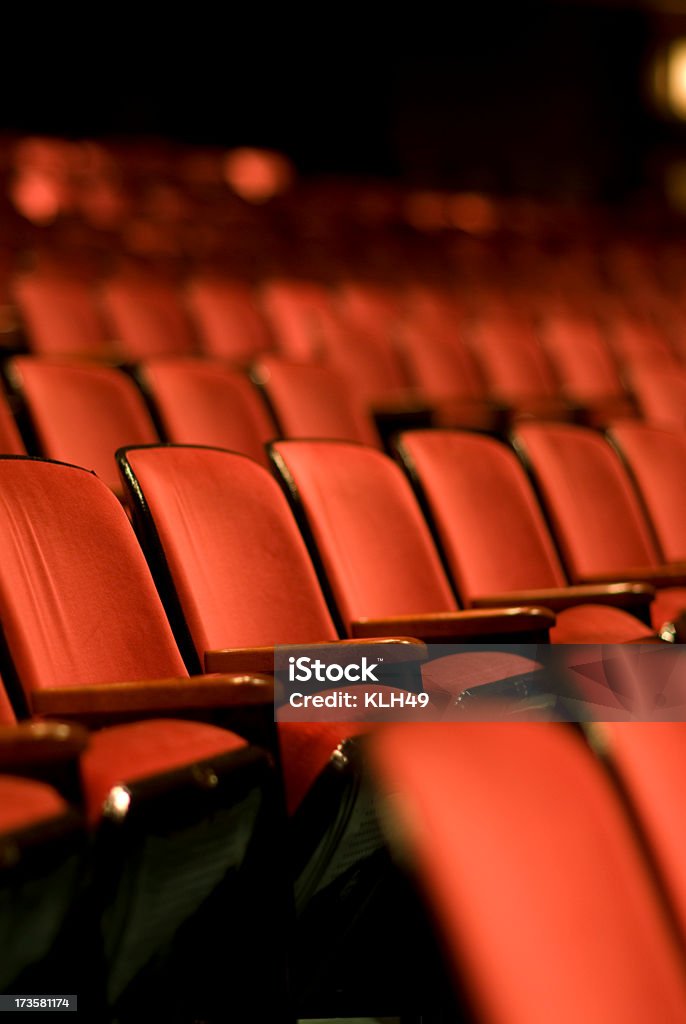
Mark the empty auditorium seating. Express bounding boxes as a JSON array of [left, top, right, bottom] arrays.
[[254, 355, 382, 446], [396, 320, 506, 432], [627, 364, 686, 431], [368, 721, 686, 1023], [101, 273, 198, 359], [117, 442, 554, 1011], [268, 440, 555, 663], [138, 356, 276, 466], [467, 311, 576, 420], [13, 272, 115, 359], [607, 421, 686, 564], [260, 277, 336, 362], [186, 274, 274, 362], [539, 314, 636, 424], [7, 357, 159, 494], [395, 429, 656, 643], [513, 422, 686, 637], [0, 454, 279, 1018]]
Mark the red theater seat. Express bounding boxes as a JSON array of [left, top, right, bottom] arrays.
[[254, 355, 382, 446], [628, 364, 686, 431], [0, 454, 277, 1018], [607, 422, 686, 565], [395, 429, 655, 643], [13, 272, 115, 359], [539, 314, 635, 425], [117, 442, 549, 1012], [101, 274, 198, 359], [368, 721, 686, 1024], [139, 356, 276, 467], [8, 357, 159, 494], [513, 422, 686, 637], [186, 275, 274, 362]]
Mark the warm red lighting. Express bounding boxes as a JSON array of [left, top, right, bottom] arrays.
[[448, 192, 498, 235], [404, 191, 448, 231], [223, 148, 294, 203], [9, 171, 62, 224]]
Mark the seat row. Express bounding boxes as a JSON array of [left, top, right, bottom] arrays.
[[0, 352, 684, 644], [3, 443, 686, 1019], [11, 270, 686, 433]]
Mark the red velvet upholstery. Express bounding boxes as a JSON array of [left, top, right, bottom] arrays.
[[0, 681, 16, 724], [140, 358, 276, 468], [186, 276, 273, 362], [369, 722, 686, 1024], [260, 278, 336, 362], [397, 322, 486, 403], [0, 776, 69, 833], [270, 440, 460, 629], [0, 458, 188, 692], [119, 445, 551, 808], [469, 313, 562, 406], [608, 422, 686, 563], [0, 392, 25, 456], [514, 423, 685, 631], [102, 275, 198, 359], [628, 366, 686, 431], [0, 457, 271, 835], [599, 721, 686, 943], [14, 273, 114, 358], [81, 718, 246, 825], [514, 423, 660, 580], [400, 430, 568, 597], [396, 323, 502, 431], [255, 356, 381, 447], [277, 721, 371, 815], [540, 315, 634, 419], [397, 430, 653, 643], [606, 313, 676, 369], [121, 445, 339, 651], [10, 357, 159, 494]]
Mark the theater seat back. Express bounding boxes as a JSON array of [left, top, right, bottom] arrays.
[[513, 422, 660, 580], [270, 439, 459, 631], [9, 358, 159, 494], [140, 357, 276, 468], [397, 430, 567, 600], [369, 721, 686, 1024], [255, 356, 381, 447], [608, 422, 686, 564], [119, 444, 339, 658], [0, 457, 187, 695]]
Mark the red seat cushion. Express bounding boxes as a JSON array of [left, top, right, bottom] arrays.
[[369, 722, 686, 1023], [0, 775, 68, 833], [80, 719, 247, 825]]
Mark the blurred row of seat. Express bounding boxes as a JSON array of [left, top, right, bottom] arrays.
[[4, 437, 686, 1019], [0, 352, 684, 640], [10, 270, 686, 434]]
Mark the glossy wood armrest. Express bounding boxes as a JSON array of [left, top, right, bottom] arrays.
[[0, 722, 89, 769], [205, 637, 426, 675], [471, 583, 655, 615], [580, 566, 686, 589], [30, 674, 274, 723], [350, 607, 555, 643]]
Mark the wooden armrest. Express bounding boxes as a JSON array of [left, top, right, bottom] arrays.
[[471, 583, 655, 618], [0, 722, 89, 770], [581, 567, 686, 589], [30, 674, 274, 724], [205, 637, 426, 675], [350, 607, 555, 643]]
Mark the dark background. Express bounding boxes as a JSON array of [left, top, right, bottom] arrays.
[[3, 1, 686, 203]]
